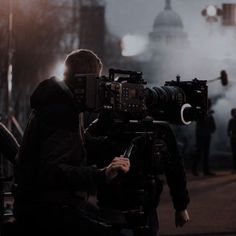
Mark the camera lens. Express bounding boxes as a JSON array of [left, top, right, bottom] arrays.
[[145, 86, 185, 108], [145, 86, 186, 122]]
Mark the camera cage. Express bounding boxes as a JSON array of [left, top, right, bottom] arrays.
[[97, 69, 208, 125]]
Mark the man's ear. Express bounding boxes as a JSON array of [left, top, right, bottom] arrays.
[[64, 68, 73, 84], [64, 67, 70, 78]]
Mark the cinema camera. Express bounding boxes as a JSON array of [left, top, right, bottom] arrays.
[[74, 69, 208, 124]]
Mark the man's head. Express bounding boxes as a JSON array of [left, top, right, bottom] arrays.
[[63, 49, 103, 111], [231, 108, 236, 118], [64, 49, 103, 83]]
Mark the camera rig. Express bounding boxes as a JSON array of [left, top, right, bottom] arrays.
[[86, 115, 186, 236], [74, 68, 208, 125], [81, 69, 207, 235]]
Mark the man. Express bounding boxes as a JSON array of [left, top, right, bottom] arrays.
[[14, 49, 130, 235], [192, 99, 216, 176], [86, 112, 190, 236], [227, 108, 236, 173]]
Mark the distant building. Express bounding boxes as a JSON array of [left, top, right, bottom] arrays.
[[79, 3, 105, 60], [149, 0, 188, 49], [86, 0, 190, 83], [144, 0, 189, 83]]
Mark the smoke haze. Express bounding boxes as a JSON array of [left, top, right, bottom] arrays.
[[106, 0, 236, 152]]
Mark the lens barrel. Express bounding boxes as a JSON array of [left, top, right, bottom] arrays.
[[145, 86, 187, 123]]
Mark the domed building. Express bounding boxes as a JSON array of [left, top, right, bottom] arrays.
[[149, 0, 188, 47], [105, 0, 190, 84], [143, 0, 189, 83]]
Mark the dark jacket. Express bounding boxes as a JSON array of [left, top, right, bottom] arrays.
[[196, 111, 216, 138], [227, 118, 236, 140], [14, 78, 106, 212], [86, 113, 190, 212]]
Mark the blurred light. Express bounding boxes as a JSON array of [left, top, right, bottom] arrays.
[[121, 34, 147, 57], [52, 62, 65, 81], [8, 64, 13, 94], [206, 5, 217, 17]]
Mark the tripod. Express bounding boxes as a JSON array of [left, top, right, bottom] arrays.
[[86, 115, 184, 236], [110, 120, 166, 236]]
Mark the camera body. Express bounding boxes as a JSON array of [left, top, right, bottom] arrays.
[[73, 68, 208, 124]]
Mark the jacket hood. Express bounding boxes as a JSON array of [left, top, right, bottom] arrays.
[[30, 77, 73, 110]]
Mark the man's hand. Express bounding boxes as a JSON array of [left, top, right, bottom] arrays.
[[105, 156, 130, 181], [175, 210, 190, 227]]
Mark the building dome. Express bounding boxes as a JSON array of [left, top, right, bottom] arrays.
[[153, 9, 183, 29], [153, 0, 183, 30], [149, 0, 187, 44]]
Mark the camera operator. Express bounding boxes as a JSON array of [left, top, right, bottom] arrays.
[[86, 111, 190, 236], [14, 49, 130, 235]]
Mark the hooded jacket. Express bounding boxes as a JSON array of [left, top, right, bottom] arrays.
[[14, 77, 106, 210]]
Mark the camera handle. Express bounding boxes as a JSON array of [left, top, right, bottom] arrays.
[[123, 143, 135, 159], [121, 137, 157, 236], [114, 143, 135, 181]]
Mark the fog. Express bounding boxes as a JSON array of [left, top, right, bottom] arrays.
[[105, 0, 236, 153]]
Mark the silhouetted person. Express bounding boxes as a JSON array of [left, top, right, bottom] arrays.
[[227, 108, 236, 173], [192, 99, 216, 176], [86, 112, 190, 236], [14, 49, 130, 235]]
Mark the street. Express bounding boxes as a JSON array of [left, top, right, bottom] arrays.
[[159, 171, 236, 236]]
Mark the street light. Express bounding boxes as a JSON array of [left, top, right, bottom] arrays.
[[202, 4, 222, 23], [5, 0, 23, 137], [206, 5, 217, 17], [7, 0, 13, 131]]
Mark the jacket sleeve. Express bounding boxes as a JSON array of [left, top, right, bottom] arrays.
[[210, 115, 216, 133], [159, 124, 190, 211], [38, 128, 106, 192], [85, 120, 113, 167]]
